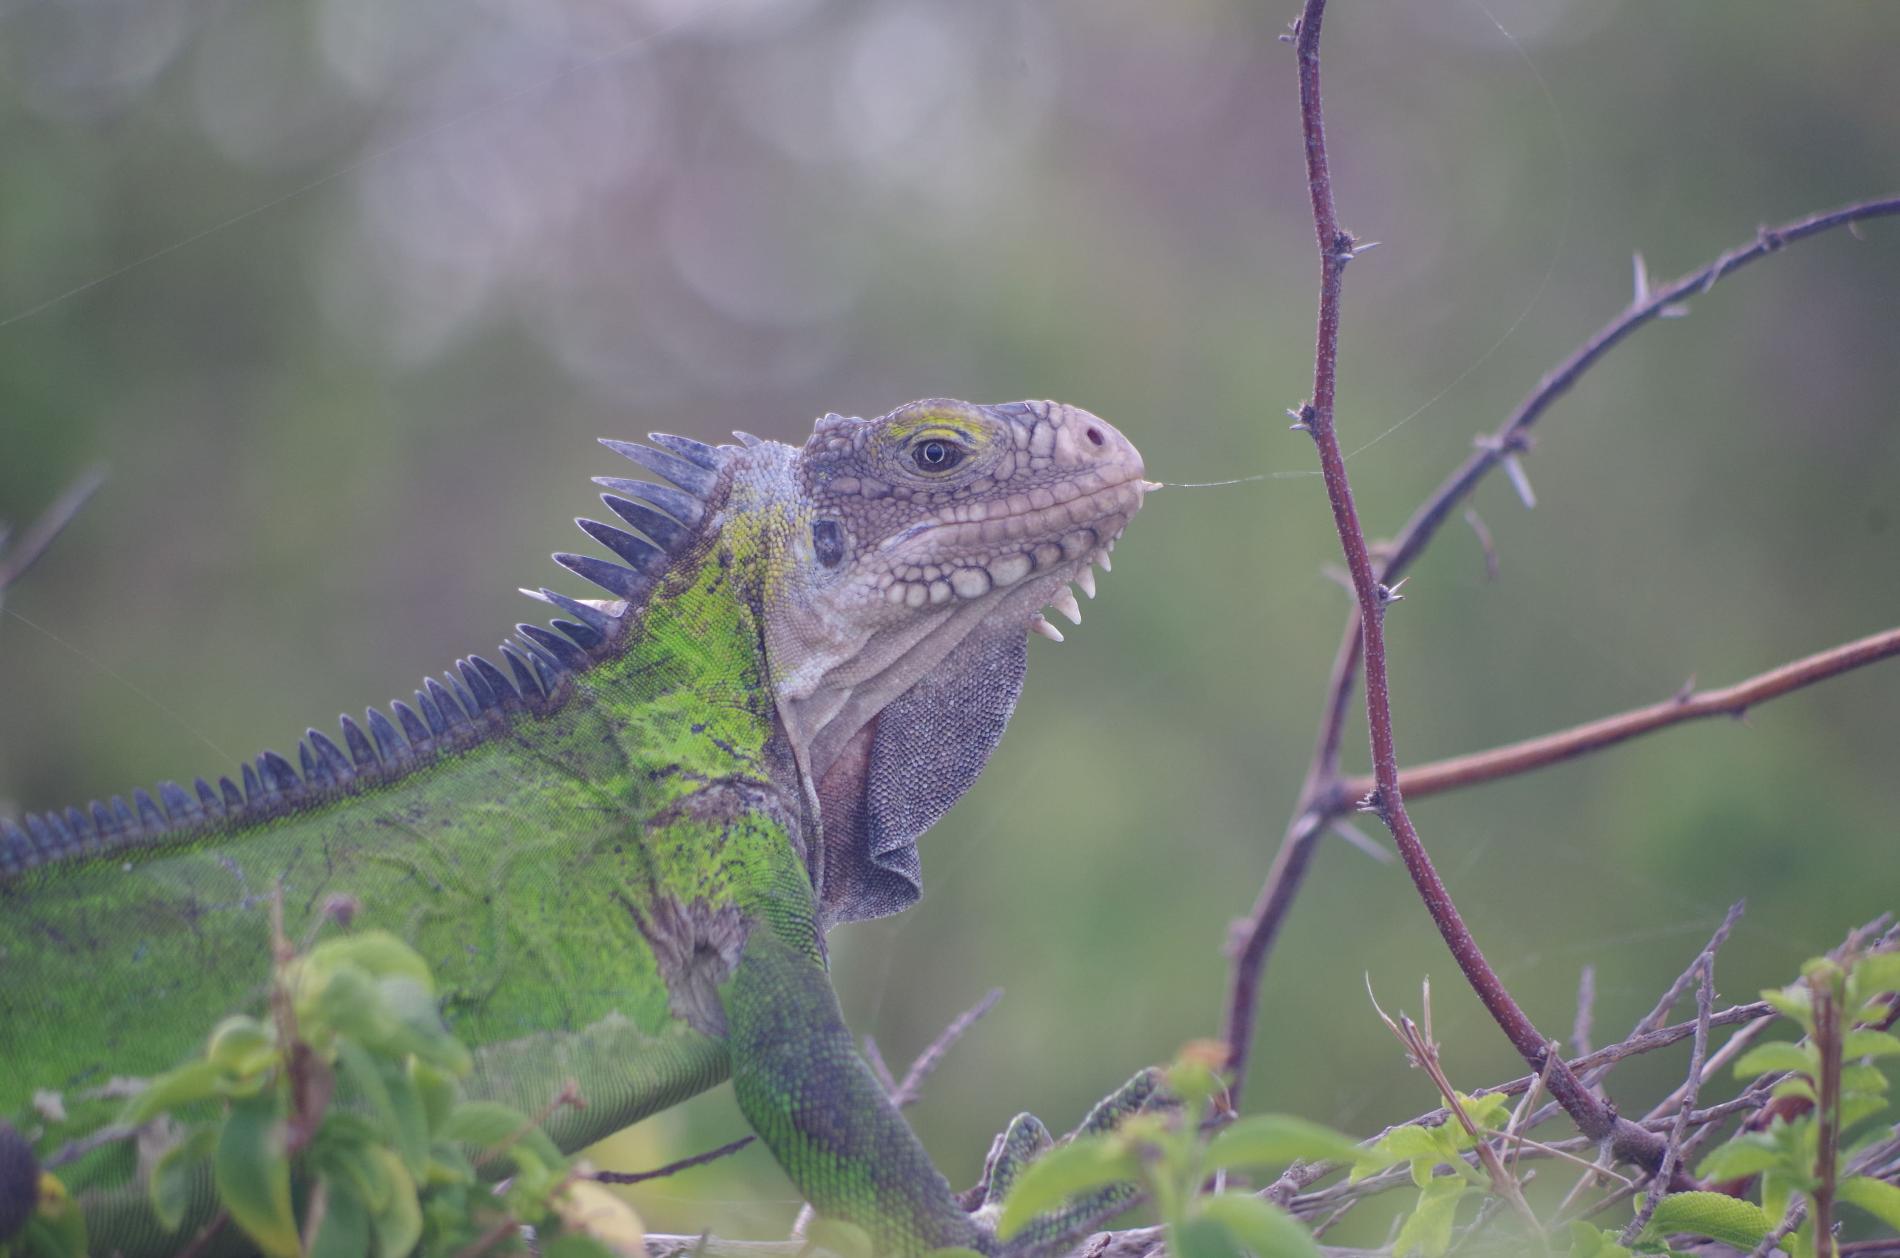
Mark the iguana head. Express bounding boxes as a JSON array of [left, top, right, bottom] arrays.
[[766, 398, 1146, 925], [576, 398, 1145, 927]]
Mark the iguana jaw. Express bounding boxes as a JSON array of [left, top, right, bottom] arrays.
[[763, 399, 1146, 828]]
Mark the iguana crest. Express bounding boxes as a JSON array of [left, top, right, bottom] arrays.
[[0, 399, 1146, 930]]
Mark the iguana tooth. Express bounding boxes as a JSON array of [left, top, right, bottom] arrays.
[[1050, 586, 1082, 625], [241, 763, 263, 804], [340, 715, 377, 769], [518, 622, 589, 671], [498, 644, 541, 702], [645, 431, 723, 471], [366, 708, 405, 762], [589, 478, 704, 530], [134, 789, 164, 832], [554, 552, 654, 603], [600, 494, 687, 552], [218, 777, 243, 811], [598, 437, 719, 497], [1029, 613, 1065, 643], [158, 781, 195, 824], [308, 729, 354, 783], [1094, 550, 1112, 573], [576, 519, 666, 577], [1075, 567, 1097, 600], [522, 587, 616, 641], [468, 654, 519, 711]]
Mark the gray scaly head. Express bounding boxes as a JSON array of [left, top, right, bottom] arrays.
[[746, 398, 1148, 926]]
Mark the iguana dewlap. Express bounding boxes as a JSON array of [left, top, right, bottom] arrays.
[[0, 399, 1147, 1256]]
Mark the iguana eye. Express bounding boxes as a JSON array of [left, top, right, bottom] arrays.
[[912, 438, 966, 473], [812, 519, 846, 567]]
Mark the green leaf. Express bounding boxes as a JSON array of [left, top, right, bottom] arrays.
[[1204, 1116, 1361, 1173], [148, 1127, 217, 1232], [306, 930, 435, 991], [1841, 1029, 1900, 1059], [921, 1249, 989, 1258], [411, 1059, 458, 1133], [441, 1100, 563, 1170], [1455, 1092, 1512, 1132], [804, 1218, 874, 1258], [307, 1174, 372, 1258], [1839, 1175, 1900, 1230], [1848, 952, 1900, 1003], [366, 1147, 422, 1258], [1695, 1135, 1785, 1181], [1170, 1216, 1246, 1258], [1198, 1192, 1323, 1258], [996, 1135, 1138, 1240], [1392, 1175, 1463, 1258], [206, 1016, 278, 1076], [1840, 1063, 1890, 1096], [1732, 1042, 1813, 1080], [214, 1089, 301, 1258], [123, 1059, 227, 1125], [1761, 985, 1812, 1026], [1564, 1220, 1632, 1258], [1641, 1192, 1773, 1248]]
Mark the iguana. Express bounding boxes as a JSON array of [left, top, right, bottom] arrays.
[[0, 399, 1151, 1257]]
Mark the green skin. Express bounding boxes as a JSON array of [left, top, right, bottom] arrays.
[[0, 400, 1150, 1257]]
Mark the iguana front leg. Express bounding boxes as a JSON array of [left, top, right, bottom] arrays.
[[724, 926, 983, 1255]]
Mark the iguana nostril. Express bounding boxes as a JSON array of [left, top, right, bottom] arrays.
[[1085, 426, 1105, 447]]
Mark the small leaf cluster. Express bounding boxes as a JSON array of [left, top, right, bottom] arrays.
[[1673, 950, 1900, 1258], [10, 929, 643, 1258], [1345, 1090, 1513, 1258], [995, 1043, 1355, 1258]]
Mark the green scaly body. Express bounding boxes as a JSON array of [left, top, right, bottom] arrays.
[[0, 400, 1150, 1256]]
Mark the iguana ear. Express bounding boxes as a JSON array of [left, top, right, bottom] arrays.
[[815, 622, 1028, 928]]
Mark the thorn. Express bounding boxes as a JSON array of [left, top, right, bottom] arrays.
[[1463, 508, 1500, 581], [1376, 578, 1407, 609], [1050, 586, 1082, 625], [1348, 238, 1381, 258], [1356, 786, 1384, 816], [1287, 403, 1316, 434], [1672, 676, 1696, 704], [1631, 251, 1652, 306], [1330, 819, 1394, 864], [1502, 454, 1536, 509], [1028, 614, 1064, 643]]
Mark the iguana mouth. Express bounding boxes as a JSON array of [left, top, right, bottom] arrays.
[[872, 469, 1147, 639]]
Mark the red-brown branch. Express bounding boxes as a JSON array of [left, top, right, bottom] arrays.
[[1265, 0, 1688, 1181], [1220, 154, 1900, 1099], [1339, 624, 1900, 805]]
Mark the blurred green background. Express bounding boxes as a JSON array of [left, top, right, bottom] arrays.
[[2, 0, 1897, 1243]]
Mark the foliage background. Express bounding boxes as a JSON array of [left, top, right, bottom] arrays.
[[2, 0, 1896, 1244]]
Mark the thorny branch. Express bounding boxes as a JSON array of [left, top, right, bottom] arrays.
[[1261, 0, 1690, 1184], [1338, 625, 1900, 806], [1220, 148, 1900, 1107]]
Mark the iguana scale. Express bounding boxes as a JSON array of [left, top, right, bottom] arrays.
[[0, 399, 1149, 1256]]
